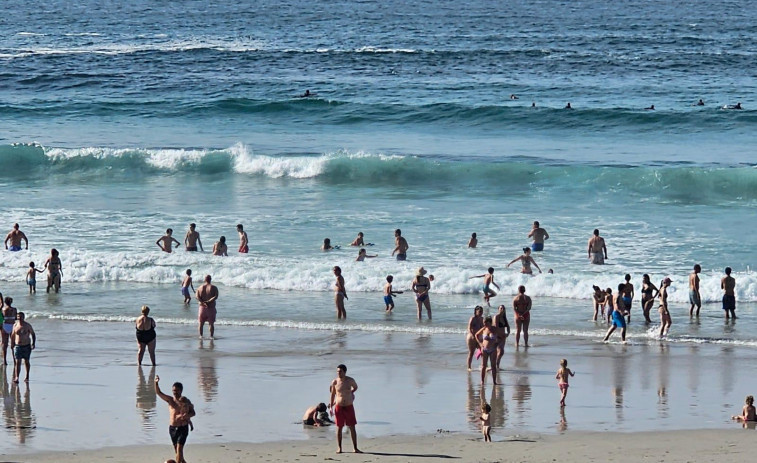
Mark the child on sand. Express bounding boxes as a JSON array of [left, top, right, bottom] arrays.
[[181, 269, 194, 304], [555, 358, 575, 407], [26, 262, 43, 294], [480, 402, 491, 442], [383, 275, 403, 312], [732, 395, 756, 422]]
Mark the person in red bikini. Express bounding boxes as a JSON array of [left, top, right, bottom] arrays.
[[329, 364, 361, 454], [513, 285, 532, 347]]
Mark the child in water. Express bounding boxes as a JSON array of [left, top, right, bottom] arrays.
[[26, 262, 43, 294], [355, 248, 377, 261], [383, 275, 403, 312], [555, 358, 575, 407], [181, 269, 194, 304], [732, 395, 756, 422], [480, 402, 491, 442]]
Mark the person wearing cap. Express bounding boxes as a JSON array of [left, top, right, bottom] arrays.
[[688, 264, 701, 317], [412, 267, 431, 320], [721, 267, 737, 320], [658, 277, 673, 337]]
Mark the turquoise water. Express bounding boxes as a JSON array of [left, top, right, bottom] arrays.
[[1, 0, 757, 450]]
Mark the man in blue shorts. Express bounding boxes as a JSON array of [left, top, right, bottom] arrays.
[[527, 221, 549, 251], [4, 223, 28, 252]]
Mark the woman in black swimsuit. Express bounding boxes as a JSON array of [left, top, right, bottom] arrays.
[[493, 305, 511, 370], [412, 267, 432, 320], [640, 274, 659, 323], [135, 305, 157, 366]]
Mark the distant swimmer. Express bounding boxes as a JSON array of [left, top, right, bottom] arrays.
[[299, 89, 317, 98], [721, 267, 736, 320], [333, 266, 347, 319], [355, 248, 377, 261], [237, 224, 248, 253], [723, 102, 743, 110], [509, 94, 519, 100], [689, 264, 701, 317], [587, 229, 607, 264], [322, 238, 339, 251], [391, 229, 409, 261], [350, 232, 364, 247], [4, 223, 28, 251], [645, 105, 655, 110], [467, 232, 477, 248], [696, 99, 705, 106], [157, 228, 180, 253], [506, 247, 542, 275], [184, 223, 203, 252], [531, 102, 536, 108], [564, 102, 572, 109], [212, 236, 228, 256], [469, 267, 500, 306], [527, 221, 549, 251]]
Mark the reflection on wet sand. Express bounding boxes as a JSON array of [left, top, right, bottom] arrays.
[[466, 376, 508, 434], [413, 335, 433, 388], [658, 343, 670, 419], [198, 339, 218, 403], [557, 406, 567, 433], [511, 349, 532, 425], [611, 345, 628, 423], [135, 366, 157, 430], [2, 367, 36, 444]]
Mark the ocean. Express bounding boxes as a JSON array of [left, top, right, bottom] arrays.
[[1, 0, 756, 453]]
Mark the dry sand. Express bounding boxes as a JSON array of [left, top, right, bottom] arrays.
[[7, 428, 757, 463]]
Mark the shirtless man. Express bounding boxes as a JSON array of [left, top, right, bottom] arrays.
[[157, 229, 180, 253], [527, 221, 549, 252], [689, 264, 702, 317], [4, 224, 28, 251], [721, 267, 736, 320], [333, 266, 347, 319], [196, 275, 219, 339], [237, 224, 248, 253], [184, 223, 203, 252], [329, 364, 360, 454], [155, 376, 196, 463], [391, 229, 409, 261], [587, 229, 607, 264], [513, 285, 532, 347], [10, 312, 35, 383]]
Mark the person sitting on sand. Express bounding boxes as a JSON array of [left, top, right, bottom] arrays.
[[732, 395, 756, 422], [303, 403, 330, 426], [355, 248, 377, 261], [506, 247, 542, 275]]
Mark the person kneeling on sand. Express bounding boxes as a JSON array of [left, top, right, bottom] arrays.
[[303, 403, 332, 426]]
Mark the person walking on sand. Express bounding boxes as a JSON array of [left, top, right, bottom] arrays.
[[329, 364, 361, 454], [412, 267, 432, 320], [237, 224, 248, 253], [588, 229, 607, 264], [513, 285, 532, 347], [689, 264, 701, 317], [469, 267, 500, 306], [391, 229, 409, 261], [10, 312, 35, 383], [640, 274, 659, 323], [507, 247, 542, 274], [466, 306, 485, 371], [527, 221, 549, 252], [494, 304, 511, 370], [658, 277, 672, 337], [196, 275, 218, 339], [155, 376, 195, 463], [157, 228, 180, 253], [603, 284, 628, 342], [136, 305, 157, 366], [555, 359, 575, 407], [4, 224, 28, 251], [476, 316, 501, 385], [2, 297, 17, 365], [333, 266, 347, 319], [721, 267, 737, 320], [184, 223, 203, 252], [480, 403, 492, 442], [43, 248, 63, 293]]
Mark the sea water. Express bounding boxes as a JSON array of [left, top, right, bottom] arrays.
[[1, 0, 757, 452]]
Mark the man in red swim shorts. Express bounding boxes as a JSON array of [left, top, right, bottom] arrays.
[[329, 364, 361, 454]]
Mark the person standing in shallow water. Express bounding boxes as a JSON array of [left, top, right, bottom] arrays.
[[412, 267, 432, 320], [640, 274, 659, 323], [4, 223, 28, 251], [689, 264, 701, 317], [466, 306, 484, 371], [196, 275, 218, 339], [587, 229, 607, 264], [184, 223, 203, 252], [157, 228, 180, 253], [333, 266, 347, 319], [391, 229, 409, 261], [527, 221, 549, 252], [603, 284, 628, 342], [721, 267, 736, 320], [44, 248, 63, 293], [513, 285, 532, 347], [135, 305, 157, 366]]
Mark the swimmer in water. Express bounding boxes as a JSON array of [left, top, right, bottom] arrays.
[[355, 248, 377, 261], [509, 94, 519, 100], [299, 89, 316, 98], [564, 102, 572, 109], [506, 247, 542, 275], [645, 104, 655, 110], [467, 233, 477, 248], [696, 99, 705, 106]]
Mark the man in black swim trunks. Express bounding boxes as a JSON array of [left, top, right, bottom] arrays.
[[391, 229, 409, 261], [156, 376, 195, 463]]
